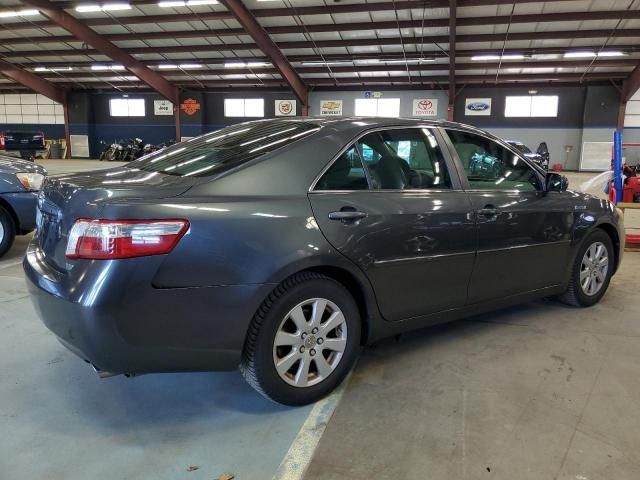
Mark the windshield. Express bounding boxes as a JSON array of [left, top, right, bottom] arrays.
[[132, 120, 322, 177]]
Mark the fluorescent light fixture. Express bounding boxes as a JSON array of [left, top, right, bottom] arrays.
[[34, 66, 73, 72], [471, 54, 525, 61], [75, 3, 131, 12], [158, 63, 202, 69], [0, 8, 40, 18], [563, 51, 596, 58], [75, 4, 102, 12], [91, 64, 126, 71], [102, 3, 132, 11], [597, 50, 626, 57], [383, 58, 435, 64], [158, 0, 217, 6], [300, 60, 351, 66], [224, 61, 269, 68]]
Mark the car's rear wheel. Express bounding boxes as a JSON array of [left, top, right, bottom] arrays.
[[559, 230, 613, 307], [0, 205, 16, 258], [241, 272, 361, 406]]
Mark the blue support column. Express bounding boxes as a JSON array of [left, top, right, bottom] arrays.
[[613, 130, 624, 204]]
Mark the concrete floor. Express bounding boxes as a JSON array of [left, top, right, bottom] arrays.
[[1, 160, 639, 480], [0, 160, 314, 480], [304, 254, 640, 480]]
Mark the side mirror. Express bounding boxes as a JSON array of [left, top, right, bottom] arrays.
[[545, 172, 569, 192]]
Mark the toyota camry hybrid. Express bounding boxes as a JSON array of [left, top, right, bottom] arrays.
[[25, 118, 624, 405]]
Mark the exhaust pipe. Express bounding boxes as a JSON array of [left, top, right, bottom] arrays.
[[91, 364, 119, 378]]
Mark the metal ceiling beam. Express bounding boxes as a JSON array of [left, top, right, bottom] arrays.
[[19, 0, 179, 105], [448, 0, 457, 121], [21, 71, 627, 89], [25, 58, 640, 78], [0, 58, 65, 104], [11, 9, 640, 33], [48, 0, 584, 11], [4, 27, 639, 52], [19, 72, 629, 87], [14, 48, 640, 66], [219, 0, 308, 109], [623, 65, 640, 102]]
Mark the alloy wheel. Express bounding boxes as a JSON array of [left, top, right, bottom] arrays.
[[272, 298, 348, 388], [580, 241, 609, 296], [0, 221, 4, 244]]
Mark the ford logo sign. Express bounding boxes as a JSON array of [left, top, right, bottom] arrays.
[[467, 102, 490, 111]]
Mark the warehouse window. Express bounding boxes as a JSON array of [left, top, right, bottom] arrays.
[[224, 98, 265, 117], [505, 95, 559, 118], [355, 98, 400, 117], [0, 94, 65, 124], [109, 98, 146, 117]]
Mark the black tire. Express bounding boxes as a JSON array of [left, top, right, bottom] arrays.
[[241, 272, 361, 406], [559, 229, 614, 307], [0, 205, 16, 258]]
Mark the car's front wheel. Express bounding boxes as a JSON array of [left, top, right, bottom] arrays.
[[241, 272, 361, 406], [0, 205, 16, 258], [559, 229, 614, 307]]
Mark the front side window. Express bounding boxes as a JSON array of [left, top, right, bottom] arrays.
[[446, 129, 539, 191], [358, 128, 451, 190], [315, 145, 369, 191]]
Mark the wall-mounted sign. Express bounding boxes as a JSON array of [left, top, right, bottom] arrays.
[[465, 98, 492, 116], [154, 99, 173, 116], [275, 99, 296, 116], [364, 91, 383, 99], [320, 100, 343, 116], [180, 98, 201, 116], [412, 98, 438, 117]]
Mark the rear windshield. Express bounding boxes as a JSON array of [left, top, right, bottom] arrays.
[[132, 120, 322, 177]]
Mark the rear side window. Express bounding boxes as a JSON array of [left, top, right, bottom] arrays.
[[358, 128, 451, 190], [315, 145, 369, 191], [134, 120, 321, 177]]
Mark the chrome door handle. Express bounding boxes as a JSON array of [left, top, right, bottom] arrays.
[[328, 211, 367, 221], [477, 206, 500, 217]]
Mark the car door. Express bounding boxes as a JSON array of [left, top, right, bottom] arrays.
[[442, 128, 574, 303], [308, 127, 477, 322]]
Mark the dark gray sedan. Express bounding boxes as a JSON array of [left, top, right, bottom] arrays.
[[0, 155, 47, 257], [24, 118, 623, 405]]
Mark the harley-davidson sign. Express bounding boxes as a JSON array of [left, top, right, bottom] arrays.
[[180, 98, 201, 116]]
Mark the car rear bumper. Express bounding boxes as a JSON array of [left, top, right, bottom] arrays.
[[1, 191, 38, 232], [24, 241, 275, 375]]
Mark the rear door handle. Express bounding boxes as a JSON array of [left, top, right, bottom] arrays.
[[328, 210, 367, 221], [477, 206, 500, 217]]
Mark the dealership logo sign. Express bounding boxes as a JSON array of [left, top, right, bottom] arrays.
[[180, 98, 201, 116], [465, 98, 492, 116], [154, 99, 173, 116], [412, 98, 438, 117], [275, 99, 296, 116], [319, 100, 343, 116]]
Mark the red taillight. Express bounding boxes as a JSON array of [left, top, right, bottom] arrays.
[[65, 219, 189, 260], [0, 132, 5, 150]]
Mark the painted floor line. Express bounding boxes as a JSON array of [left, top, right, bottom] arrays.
[[272, 370, 353, 480], [0, 259, 24, 271]]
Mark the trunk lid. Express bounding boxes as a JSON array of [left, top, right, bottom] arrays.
[[36, 166, 197, 270]]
